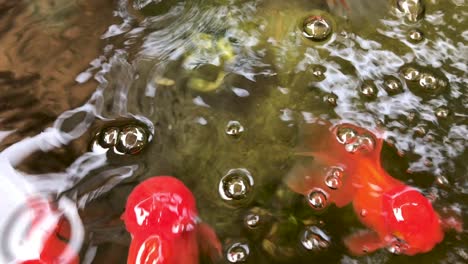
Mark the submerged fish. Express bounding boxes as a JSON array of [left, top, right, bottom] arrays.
[[287, 122, 462, 255], [327, 0, 390, 25], [122, 176, 222, 264], [20, 198, 79, 264]]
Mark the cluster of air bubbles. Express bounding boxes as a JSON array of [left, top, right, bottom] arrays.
[[383, 76, 403, 95], [91, 123, 149, 155], [345, 134, 375, 153], [307, 189, 328, 210], [226, 242, 250, 263], [225, 120, 245, 138], [359, 81, 378, 99], [302, 14, 332, 41], [300, 226, 331, 251], [219, 168, 254, 203], [387, 237, 409, 255], [335, 126, 375, 153], [324, 167, 344, 190], [323, 93, 338, 107], [396, 0, 425, 22], [399, 65, 448, 96]]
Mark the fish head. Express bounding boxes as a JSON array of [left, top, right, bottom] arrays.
[[122, 176, 199, 236], [382, 186, 444, 255]]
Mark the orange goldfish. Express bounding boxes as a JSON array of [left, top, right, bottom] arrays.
[[287, 121, 462, 255], [20, 198, 79, 264], [327, 0, 390, 25], [122, 176, 222, 264]]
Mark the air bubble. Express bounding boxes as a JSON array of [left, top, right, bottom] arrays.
[[419, 73, 438, 90], [414, 126, 427, 137], [323, 93, 338, 106], [344, 135, 375, 153], [307, 189, 328, 210], [324, 175, 342, 190], [302, 16, 332, 41], [324, 167, 344, 190], [408, 29, 424, 43], [244, 214, 260, 229], [360, 209, 368, 217], [225, 121, 245, 138], [300, 226, 331, 251], [115, 125, 148, 155], [383, 77, 403, 95], [435, 175, 449, 187], [90, 138, 107, 154], [400, 67, 420, 81], [357, 134, 375, 151], [435, 106, 450, 119], [243, 207, 271, 231], [100, 127, 120, 148], [359, 82, 378, 99], [328, 167, 344, 178], [336, 126, 357, 145], [312, 65, 326, 81], [387, 238, 409, 255], [396, 0, 425, 22], [226, 242, 250, 263], [219, 168, 254, 201]]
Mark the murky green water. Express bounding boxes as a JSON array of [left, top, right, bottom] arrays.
[[0, 0, 466, 263]]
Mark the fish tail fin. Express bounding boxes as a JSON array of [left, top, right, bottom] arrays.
[[287, 121, 384, 208], [344, 230, 385, 256], [286, 154, 356, 208], [327, 0, 390, 26], [197, 223, 222, 263]]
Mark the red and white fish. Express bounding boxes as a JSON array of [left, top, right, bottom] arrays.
[[122, 176, 222, 264], [19, 198, 79, 264], [287, 121, 462, 255]]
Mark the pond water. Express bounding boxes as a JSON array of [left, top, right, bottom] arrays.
[[0, 0, 466, 263]]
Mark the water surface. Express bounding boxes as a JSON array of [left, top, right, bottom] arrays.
[[0, 0, 466, 263]]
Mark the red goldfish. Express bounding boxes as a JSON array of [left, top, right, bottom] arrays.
[[287, 121, 462, 255], [20, 198, 79, 264], [122, 176, 222, 264]]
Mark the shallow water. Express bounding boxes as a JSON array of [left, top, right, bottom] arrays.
[[0, 0, 466, 263]]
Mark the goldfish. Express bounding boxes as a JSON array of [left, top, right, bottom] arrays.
[[19, 197, 79, 264], [326, 0, 390, 25], [122, 176, 222, 264], [286, 121, 462, 255]]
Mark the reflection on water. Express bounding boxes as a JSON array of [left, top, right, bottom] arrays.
[[0, 0, 466, 263]]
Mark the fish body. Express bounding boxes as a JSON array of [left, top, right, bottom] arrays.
[[287, 122, 459, 255], [122, 176, 221, 264], [20, 198, 79, 264]]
